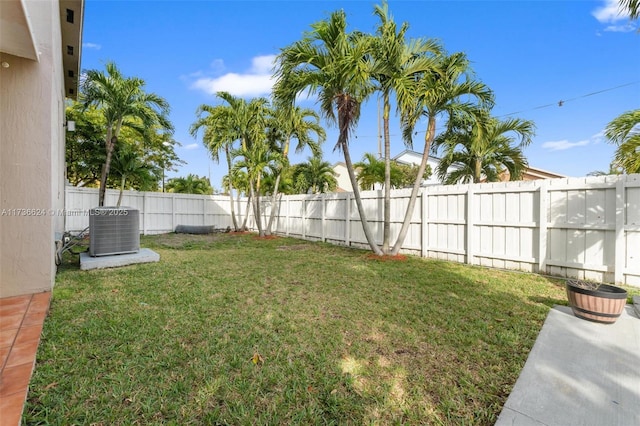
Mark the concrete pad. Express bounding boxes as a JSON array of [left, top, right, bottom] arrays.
[[80, 248, 160, 271], [496, 305, 640, 426]]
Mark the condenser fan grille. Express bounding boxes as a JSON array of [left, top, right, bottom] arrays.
[[89, 207, 140, 256]]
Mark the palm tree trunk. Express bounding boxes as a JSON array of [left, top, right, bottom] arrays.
[[474, 158, 482, 183], [98, 128, 114, 206], [251, 178, 264, 237], [265, 172, 282, 236], [241, 192, 251, 231], [391, 115, 436, 255], [341, 139, 383, 256], [382, 94, 391, 254], [225, 145, 239, 231], [117, 175, 125, 207]]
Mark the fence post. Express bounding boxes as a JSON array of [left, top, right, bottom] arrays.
[[345, 193, 351, 246], [321, 195, 326, 242], [466, 185, 475, 265], [614, 177, 625, 284], [143, 192, 148, 235], [421, 188, 428, 258], [302, 197, 306, 240], [171, 194, 176, 232], [538, 180, 548, 274], [286, 197, 290, 236]]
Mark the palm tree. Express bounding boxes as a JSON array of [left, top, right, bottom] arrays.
[[620, 0, 640, 19], [265, 105, 326, 235], [354, 152, 385, 190], [110, 146, 152, 207], [165, 174, 213, 195], [434, 109, 535, 184], [191, 92, 270, 231], [392, 52, 494, 254], [81, 62, 172, 206], [273, 9, 383, 255], [292, 156, 338, 194], [368, 1, 441, 253], [232, 142, 281, 237], [605, 109, 640, 174]]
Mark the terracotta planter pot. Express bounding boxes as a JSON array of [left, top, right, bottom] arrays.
[[566, 279, 628, 324]]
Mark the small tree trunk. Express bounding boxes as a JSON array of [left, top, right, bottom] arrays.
[[382, 95, 391, 254], [391, 115, 436, 255], [117, 175, 125, 207], [241, 192, 251, 231], [265, 172, 282, 235], [225, 145, 239, 231], [342, 139, 383, 256], [98, 130, 115, 206]]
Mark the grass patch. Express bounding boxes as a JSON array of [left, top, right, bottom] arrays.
[[26, 233, 574, 424]]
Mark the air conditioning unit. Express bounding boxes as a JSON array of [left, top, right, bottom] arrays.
[[89, 207, 140, 256]]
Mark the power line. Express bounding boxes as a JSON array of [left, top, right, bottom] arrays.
[[497, 81, 640, 118]]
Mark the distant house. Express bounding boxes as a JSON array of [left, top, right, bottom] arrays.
[[394, 150, 565, 184], [332, 150, 565, 192]]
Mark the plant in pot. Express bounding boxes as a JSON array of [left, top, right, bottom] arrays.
[[565, 279, 628, 324]]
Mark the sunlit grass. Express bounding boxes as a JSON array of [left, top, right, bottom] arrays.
[[25, 233, 580, 424]]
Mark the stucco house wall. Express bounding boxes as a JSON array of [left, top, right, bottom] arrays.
[[0, 0, 83, 297]]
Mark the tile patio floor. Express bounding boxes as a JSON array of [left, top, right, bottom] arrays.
[[0, 292, 50, 426]]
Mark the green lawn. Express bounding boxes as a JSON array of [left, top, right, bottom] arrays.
[[25, 233, 576, 425]]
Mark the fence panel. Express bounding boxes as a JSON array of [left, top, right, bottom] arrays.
[[64, 173, 640, 286]]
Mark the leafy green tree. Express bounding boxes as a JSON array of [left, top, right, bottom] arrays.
[[368, 0, 440, 253], [65, 101, 105, 186], [393, 52, 494, 254], [165, 174, 213, 195], [110, 145, 154, 206], [191, 92, 270, 231], [434, 109, 535, 184], [292, 156, 338, 194], [605, 109, 640, 174], [274, 9, 383, 255], [81, 62, 173, 205], [265, 105, 326, 235]]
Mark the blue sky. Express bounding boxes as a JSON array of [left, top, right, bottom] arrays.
[[80, 0, 640, 189]]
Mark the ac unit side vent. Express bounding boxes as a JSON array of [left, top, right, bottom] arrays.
[[89, 207, 140, 256]]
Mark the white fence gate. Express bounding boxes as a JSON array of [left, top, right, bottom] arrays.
[[65, 174, 640, 286]]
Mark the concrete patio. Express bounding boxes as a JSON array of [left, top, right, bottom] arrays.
[[496, 300, 640, 426]]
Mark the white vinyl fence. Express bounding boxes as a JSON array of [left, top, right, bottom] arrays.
[[65, 174, 640, 286]]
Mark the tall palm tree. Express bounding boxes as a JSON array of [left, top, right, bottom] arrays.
[[392, 52, 494, 254], [369, 1, 441, 253], [434, 109, 535, 184], [191, 92, 270, 231], [273, 9, 383, 255], [292, 156, 338, 194], [165, 174, 213, 195], [605, 109, 640, 174], [82, 62, 172, 206], [110, 146, 152, 207], [265, 105, 326, 235]]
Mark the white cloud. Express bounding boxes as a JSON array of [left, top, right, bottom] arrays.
[[184, 143, 199, 150], [604, 23, 637, 32], [592, 0, 630, 23], [542, 139, 590, 151], [82, 42, 101, 50], [189, 54, 276, 98]]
